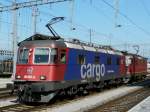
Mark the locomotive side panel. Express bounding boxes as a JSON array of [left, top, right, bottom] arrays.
[[64, 48, 122, 82], [133, 56, 147, 75], [104, 53, 120, 80]]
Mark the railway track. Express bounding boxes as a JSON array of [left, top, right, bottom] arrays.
[[0, 95, 82, 112], [0, 88, 9, 91], [1, 88, 149, 112], [0, 88, 15, 99], [87, 85, 150, 112], [0, 86, 111, 112], [0, 104, 35, 112], [0, 79, 150, 112]]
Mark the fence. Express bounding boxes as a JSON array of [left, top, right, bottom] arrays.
[[0, 50, 13, 75]]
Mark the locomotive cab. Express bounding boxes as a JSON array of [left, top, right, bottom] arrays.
[[14, 34, 67, 102], [16, 47, 59, 81], [15, 34, 67, 81]]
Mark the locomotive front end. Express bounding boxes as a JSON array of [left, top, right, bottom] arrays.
[[14, 34, 67, 102]]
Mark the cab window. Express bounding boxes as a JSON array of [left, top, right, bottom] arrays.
[[18, 48, 29, 64], [34, 48, 49, 64], [60, 50, 66, 64], [50, 48, 58, 63]]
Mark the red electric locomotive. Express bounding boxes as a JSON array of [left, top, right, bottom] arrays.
[[12, 17, 148, 103], [122, 52, 147, 81]]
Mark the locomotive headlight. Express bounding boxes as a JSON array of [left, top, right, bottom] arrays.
[[16, 75, 21, 79], [40, 75, 46, 80]]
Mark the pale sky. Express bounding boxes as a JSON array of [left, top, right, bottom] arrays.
[[0, 0, 150, 57]]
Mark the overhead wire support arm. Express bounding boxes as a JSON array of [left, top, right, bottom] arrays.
[[0, 0, 72, 12]]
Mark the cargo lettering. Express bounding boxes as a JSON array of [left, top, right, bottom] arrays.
[[81, 64, 105, 81]]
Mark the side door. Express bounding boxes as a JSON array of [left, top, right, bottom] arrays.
[[119, 55, 126, 75], [125, 55, 132, 75]]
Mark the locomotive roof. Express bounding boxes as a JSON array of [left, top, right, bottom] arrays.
[[19, 33, 123, 55], [64, 38, 123, 55], [18, 33, 61, 43], [121, 51, 147, 59], [18, 33, 66, 48]]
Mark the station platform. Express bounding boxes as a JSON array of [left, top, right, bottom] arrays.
[[0, 78, 12, 89], [128, 96, 150, 112]]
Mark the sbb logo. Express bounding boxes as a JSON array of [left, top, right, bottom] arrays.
[[81, 64, 105, 81]]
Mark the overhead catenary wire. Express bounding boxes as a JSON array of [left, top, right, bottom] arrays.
[[0, 19, 31, 29], [85, 0, 150, 48], [39, 10, 110, 40], [138, 0, 150, 18], [0, 1, 150, 48], [6, 0, 13, 3], [100, 0, 150, 37], [88, 2, 113, 24], [0, 0, 72, 12], [84, 0, 126, 44]]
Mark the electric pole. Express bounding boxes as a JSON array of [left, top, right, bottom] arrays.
[[32, 6, 38, 34], [89, 29, 92, 43], [109, 33, 112, 46], [69, 0, 74, 30], [0, 3, 2, 31], [12, 0, 17, 79], [114, 0, 121, 27]]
